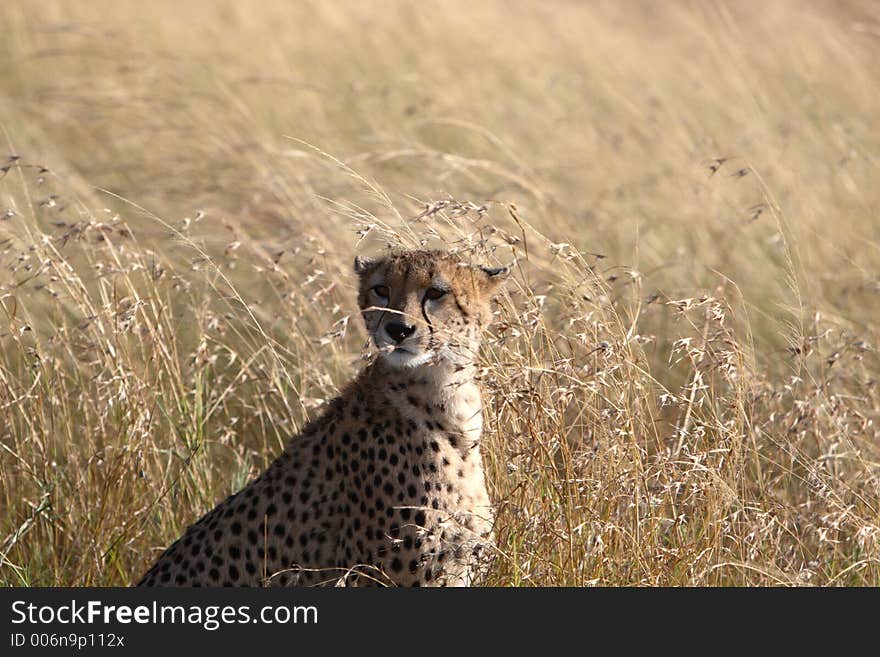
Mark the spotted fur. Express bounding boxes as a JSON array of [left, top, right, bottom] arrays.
[[138, 249, 507, 587]]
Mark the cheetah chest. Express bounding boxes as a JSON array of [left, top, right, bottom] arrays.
[[334, 384, 493, 586]]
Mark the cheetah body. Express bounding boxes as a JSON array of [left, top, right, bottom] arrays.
[[138, 250, 505, 587]]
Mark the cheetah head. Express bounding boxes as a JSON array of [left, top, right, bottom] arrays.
[[355, 249, 508, 369]]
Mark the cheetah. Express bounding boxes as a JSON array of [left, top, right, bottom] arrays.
[[138, 249, 508, 587]]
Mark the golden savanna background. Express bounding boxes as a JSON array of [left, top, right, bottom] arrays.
[[0, 1, 878, 586]]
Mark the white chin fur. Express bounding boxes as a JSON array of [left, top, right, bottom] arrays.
[[380, 348, 433, 369]]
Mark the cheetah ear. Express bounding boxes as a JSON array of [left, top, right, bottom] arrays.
[[354, 256, 376, 276]]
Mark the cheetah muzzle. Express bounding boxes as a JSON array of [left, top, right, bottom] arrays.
[[138, 249, 508, 587]]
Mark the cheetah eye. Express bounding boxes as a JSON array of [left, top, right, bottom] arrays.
[[425, 287, 447, 301], [371, 285, 389, 299]]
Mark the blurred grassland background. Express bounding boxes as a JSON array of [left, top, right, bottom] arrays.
[[0, 0, 878, 585]]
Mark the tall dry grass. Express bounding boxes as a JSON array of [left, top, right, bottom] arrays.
[[0, 0, 878, 586]]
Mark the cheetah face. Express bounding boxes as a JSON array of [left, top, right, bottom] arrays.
[[355, 250, 508, 369]]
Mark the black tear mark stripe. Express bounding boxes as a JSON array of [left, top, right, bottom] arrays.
[[420, 297, 434, 339], [452, 292, 469, 318]]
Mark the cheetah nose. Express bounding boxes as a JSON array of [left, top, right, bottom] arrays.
[[385, 321, 416, 343]]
